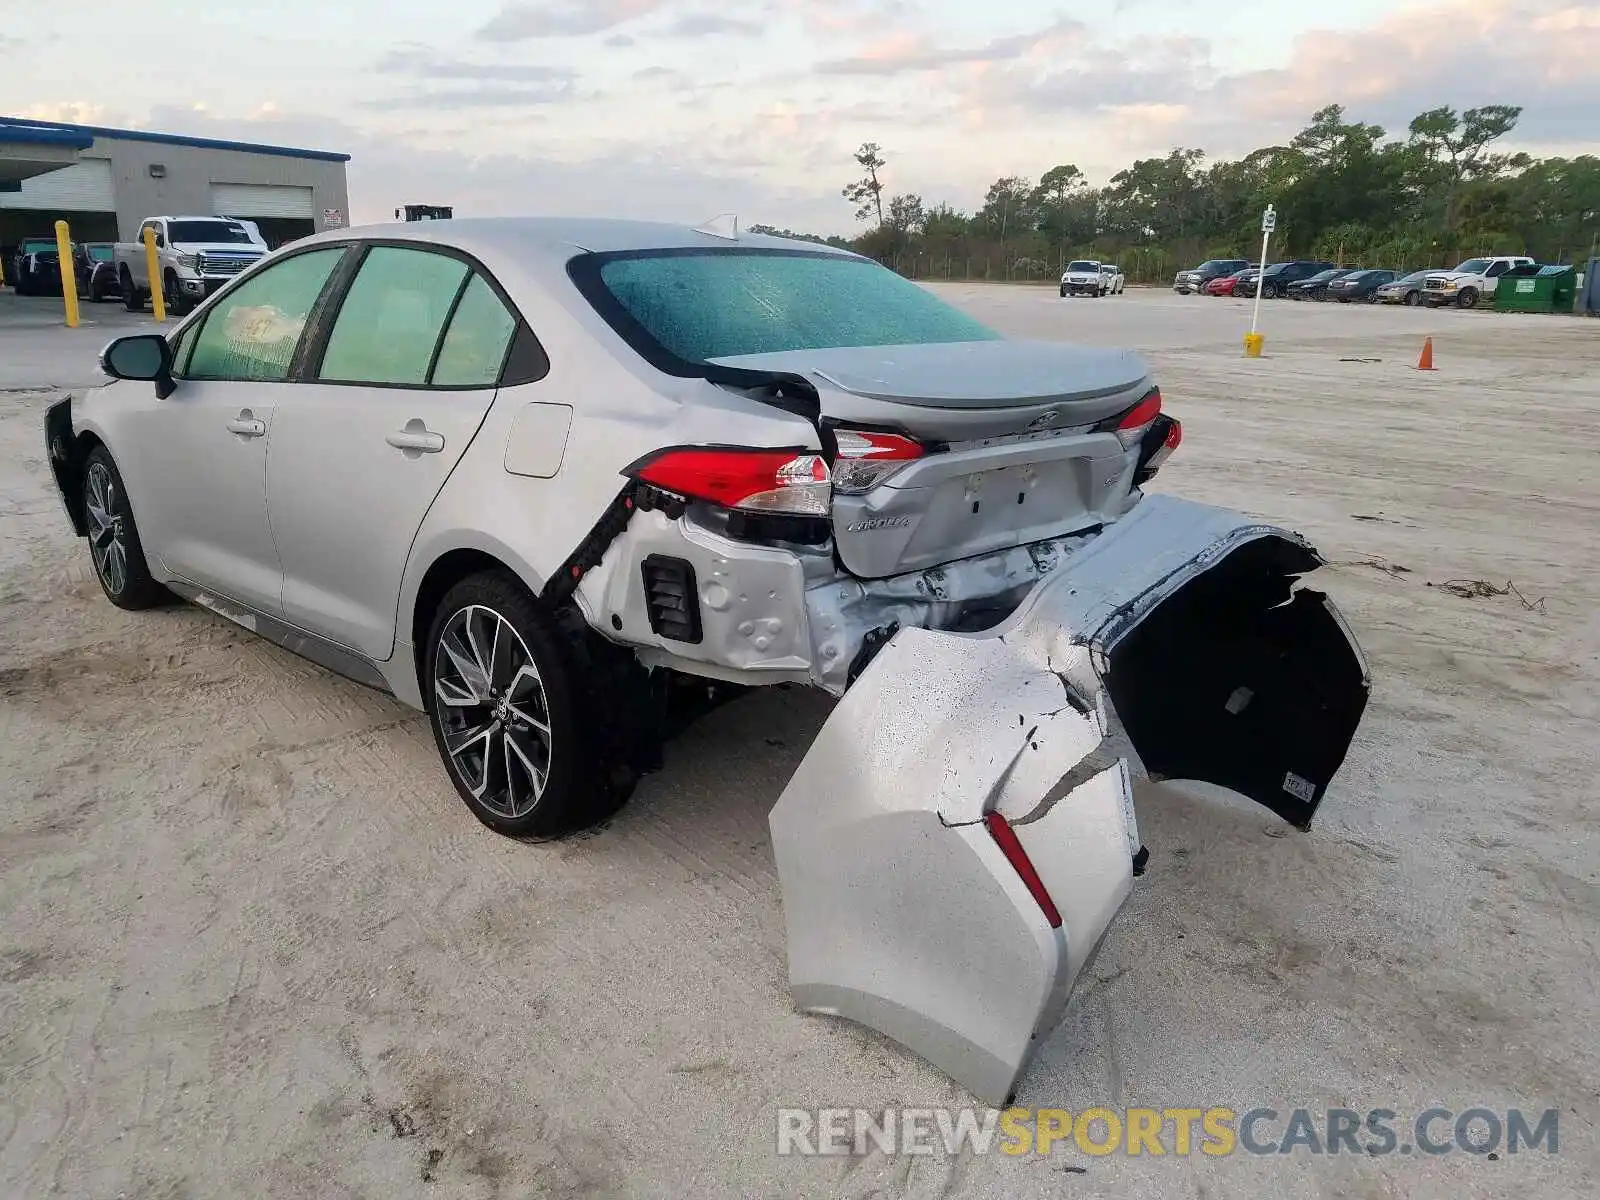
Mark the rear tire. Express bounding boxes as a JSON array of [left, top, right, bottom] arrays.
[[425, 571, 637, 839], [121, 269, 143, 311], [82, 446, 171, 611]]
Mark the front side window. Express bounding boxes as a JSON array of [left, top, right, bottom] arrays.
[[318, 246, 470, 385], [184, 247, 344, 381], [581, 250, 999, 368]]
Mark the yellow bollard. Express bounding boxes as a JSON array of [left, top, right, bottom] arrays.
[[1243, 331, 1264, 358], [143, 226, 166, 322], [55, 220, 80, 329]]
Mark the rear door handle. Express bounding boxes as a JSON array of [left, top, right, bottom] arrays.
[[226, 413, 266, 438], [386, 422, 445, 454]]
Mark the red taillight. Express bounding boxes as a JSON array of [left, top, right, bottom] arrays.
[[1146, 418, 1182, 471], [631, 446, 831, 516], [1113, 387, 1162, 449], [832, 429, 924, 494], [983, 811, 1062, 929]]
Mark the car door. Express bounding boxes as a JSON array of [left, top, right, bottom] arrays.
[[119, 245, 349, 614], [265, 243, 519, 660]]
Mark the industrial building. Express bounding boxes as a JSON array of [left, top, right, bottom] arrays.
[[0, 116, 350, 259]]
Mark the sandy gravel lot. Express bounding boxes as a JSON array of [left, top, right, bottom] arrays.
[[1, 286, 1596, 1199]]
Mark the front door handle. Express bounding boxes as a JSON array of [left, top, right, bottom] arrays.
[[226, 412, 266, 438], [386, 420, 445, 454]]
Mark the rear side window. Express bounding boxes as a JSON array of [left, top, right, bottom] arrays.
[[184, 247, 344, 381], [580, 250, 998, 369], [431, 275, 518, 387], [319, 246, 470, 385]]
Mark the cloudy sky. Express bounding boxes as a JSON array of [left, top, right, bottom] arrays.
[[1, 0, 1594, 233]]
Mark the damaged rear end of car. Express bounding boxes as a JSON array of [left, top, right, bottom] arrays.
[[560, 239, 1369, 1104]]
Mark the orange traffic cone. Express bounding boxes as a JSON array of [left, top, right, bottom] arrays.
[[1416, 336, 1436, 371]]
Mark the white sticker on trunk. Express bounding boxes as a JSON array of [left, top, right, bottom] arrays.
[[1282, 771, 1317, 804]]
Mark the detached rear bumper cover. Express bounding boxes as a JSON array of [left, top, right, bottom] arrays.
[[770, 494, 1369, 1105]]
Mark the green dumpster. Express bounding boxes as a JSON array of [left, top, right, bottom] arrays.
[[1495, 264, 1576, 313]]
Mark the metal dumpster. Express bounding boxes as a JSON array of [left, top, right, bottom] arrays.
[[1495, 264, 1577, 313]]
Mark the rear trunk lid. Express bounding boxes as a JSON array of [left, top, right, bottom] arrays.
[[709, 341, 1155, 578]]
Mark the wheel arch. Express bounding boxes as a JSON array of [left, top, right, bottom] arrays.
[[405, 542, 550, 709]]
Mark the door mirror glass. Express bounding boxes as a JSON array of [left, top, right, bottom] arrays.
[[100, 334, 171, 382]]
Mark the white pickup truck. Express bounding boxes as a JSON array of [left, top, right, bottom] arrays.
[[113, 215, 269, 315], [1060, 259, 1108, 297], [1422, 255, 1534, 308]]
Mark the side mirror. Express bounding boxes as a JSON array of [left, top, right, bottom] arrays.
[[100, 334, 176, 399]]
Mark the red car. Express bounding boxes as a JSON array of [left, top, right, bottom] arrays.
[[1205, 270, 1259, 297]]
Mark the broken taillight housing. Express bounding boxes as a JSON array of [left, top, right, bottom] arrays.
[[630, 446, 832, 516], [831, 429, 924, 494], [1106, 386, 1162, 449]]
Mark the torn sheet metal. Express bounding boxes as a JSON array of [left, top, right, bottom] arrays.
[[771, 493, 1370, 1104]]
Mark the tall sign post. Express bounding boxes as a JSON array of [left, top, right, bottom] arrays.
[[1245, 204, 1275, 357]]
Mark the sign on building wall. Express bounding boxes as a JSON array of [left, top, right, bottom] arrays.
[[324, 208, 344, 227]]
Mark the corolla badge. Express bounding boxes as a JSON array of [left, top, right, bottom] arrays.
[[846, 516, 912, 533], [1026, 409, 1060, 430]]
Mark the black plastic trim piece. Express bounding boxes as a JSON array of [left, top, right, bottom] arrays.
[[542, 486, 639, 606], [641, 555, 703, 644]]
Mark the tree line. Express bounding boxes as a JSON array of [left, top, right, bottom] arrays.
[[752, 105, 1600, 283]]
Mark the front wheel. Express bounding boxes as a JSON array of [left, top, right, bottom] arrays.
[[1456, 287, 1479, 309], [82, 446, 170, 610], [1405, 291, 1422, 307], [425, 572, 634, 839], [163, 272, 193, 316], [121, 271, 143, 311]]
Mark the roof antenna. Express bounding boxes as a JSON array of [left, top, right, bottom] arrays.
[[693, 213, 739, 241]]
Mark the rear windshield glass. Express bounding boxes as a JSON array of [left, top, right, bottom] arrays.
[[579, 250, 999, 367], [87, 245, 114, 261], [168, 220, 254, 244], [1067, 261, 1098, 271]]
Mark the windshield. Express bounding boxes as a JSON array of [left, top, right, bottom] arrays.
[[1304, 270, 1339, 282], [86, 244, 114, 262], [580, 250, 1000, 367], [1339, 270, 1374, 281], [1067, 261, 1098, 272], [1397, 270, 1433, 283], [1198, 260, 1236, 271], [1452, 258, 1489, 274], [167, 220, 255, 244]]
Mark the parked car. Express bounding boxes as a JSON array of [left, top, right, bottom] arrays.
[[1173, 258, 1250, 294], [1325, 269, 1398, 302], [47, 217, 1369, 1106], [76, 242, 115, 297], [1286, 267, 1361, 301], [1059, 259, 1106, 297], [1374, 269, 1436, 306], [13, 249, 64, 296], [1252, 260, 1337, 299], [1205, 268, 1256, 296], [86, 252, 123, 302], [7, 236, 57, 290], [10, 238, 64, 294], [1099, 262, 1125, 294], [1422, 255, 1535, 308], [114, 215, 270, 315]]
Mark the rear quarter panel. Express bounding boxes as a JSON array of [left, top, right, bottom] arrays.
[[395, 255, 819, 691]]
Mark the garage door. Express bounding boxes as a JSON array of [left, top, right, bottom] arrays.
[[0, 157, 115, 212], [211, 183, 315, 220]]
